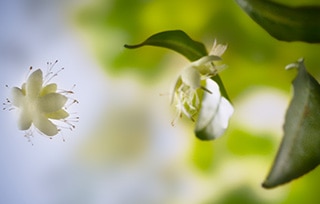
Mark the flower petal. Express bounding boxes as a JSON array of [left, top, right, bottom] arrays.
[[209, 39, 228, 57], [207, 97, 234, 137], [11, 87, 25, 107], [40, 83, 57, 96], [181, 66, 201, 89], [38, 93, 67, 113], [195, 79, 234, 140], [26, 69, 43, 98], [21, 83, 26, 94], [46, 109, 69, 119], [33, 114, 58, 136], [17, 108, 32, 130], [196, 79, 221, 129], [191, 55, 221, 67]]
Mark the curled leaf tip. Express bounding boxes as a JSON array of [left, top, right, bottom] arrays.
[[124, 44, 143, 49], [285, 58, 304, 70], [261, 182, 272, 189]]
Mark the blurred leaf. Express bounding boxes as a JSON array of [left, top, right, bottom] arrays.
[[227, 129, 274, 156], [207, 185, 269, 204], [235, 0, 320, 42], [191, 139, 215, 172], [263, 59, 320, 188], [125, 30, 207, 61]]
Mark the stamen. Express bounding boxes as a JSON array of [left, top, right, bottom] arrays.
[[58, 84, 76, 96], [201, 86, 212, 94], [42, 60, 66, 85], [44, 67, 65, 85], [2, 98, 14, 111], [57, 130, 66, 142], [24, 129, 35, 145], [58, 121, 76, 131], [45, 60, 58, 76], [64, 116, 80, 123], [64, 99, 79, 110], [24, 66, 33, 81]]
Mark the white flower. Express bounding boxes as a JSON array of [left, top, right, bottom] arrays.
[[170, 40, 233, 137], [8, 62, 78, 139], [195, 79, 234, 139]]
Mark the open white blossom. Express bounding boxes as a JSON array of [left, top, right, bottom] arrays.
[[7, 62, 78, 139], [170, 40, 233, 139]]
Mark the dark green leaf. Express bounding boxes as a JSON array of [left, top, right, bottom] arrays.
[[212, 75, 230, 101], [263, 59, 320, 188], [235, 0, 320, 43], [124, 30, 208, 61]]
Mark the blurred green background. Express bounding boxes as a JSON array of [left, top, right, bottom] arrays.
[[1, 0, 320, 203], [76, 0, 320, 203]]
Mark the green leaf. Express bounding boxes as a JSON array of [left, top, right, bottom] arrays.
[[235, 0, 320, 43], [124, 30, 208, 61], [262, 59, 320, 188]]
